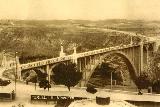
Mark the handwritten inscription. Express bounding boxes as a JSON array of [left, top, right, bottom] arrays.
[[31, 95, 87, 101]]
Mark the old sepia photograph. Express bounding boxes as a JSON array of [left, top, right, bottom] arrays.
[[0, 0, 160, 107]]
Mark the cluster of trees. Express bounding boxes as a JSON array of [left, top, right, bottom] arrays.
[[135, 72, 151, 91], [23, 69, 50, 90], [135, 72, 160, 94], [51, 62, 82, 91], [136, 52, 160, 93], [24, 62, 82, 91]]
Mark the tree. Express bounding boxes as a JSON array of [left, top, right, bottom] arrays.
[[135, 72, 151, 91], [152, 79, 160, 93], [52, 62, 82, 91], [39, 79, 51, 90], [23, 70, 38, 90], [31, 76, 38, 90]]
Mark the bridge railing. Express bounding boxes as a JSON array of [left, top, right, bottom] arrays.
[[77, 44, 139, 58], [19, 55, 74, 70], [20, 44, 139, 70], [6, 43, 142, 71]]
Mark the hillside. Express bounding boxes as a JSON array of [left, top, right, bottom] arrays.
[[0, 19, 158, 63]]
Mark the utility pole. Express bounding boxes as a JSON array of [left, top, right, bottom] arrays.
[[15, 52, 17, 92], [110, 71, 112, 90]]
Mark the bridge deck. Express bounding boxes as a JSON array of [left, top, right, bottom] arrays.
[[19, 44, 142, 70], [5, 27, 156, 71]]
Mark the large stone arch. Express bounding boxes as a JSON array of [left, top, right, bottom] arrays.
[[85, 51, 138, 86]]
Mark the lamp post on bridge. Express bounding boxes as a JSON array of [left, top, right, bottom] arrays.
[[72, 43, 78, 64], [59, 41, 65, 57], [59, 40, 65, 57]]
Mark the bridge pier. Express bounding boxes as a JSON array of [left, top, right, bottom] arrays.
[[146, 45, 149, 65], [132, 47, 135, 65], [143, 45, 149, 68], [46, 65, 51, 83], [140, 40, 144, 74], [78, 59, 82, 72]]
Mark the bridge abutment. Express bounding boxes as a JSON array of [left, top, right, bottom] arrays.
[[140, 41, 144, 74]]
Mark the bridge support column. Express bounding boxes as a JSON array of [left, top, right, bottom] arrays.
[[46, 65, 51, 83], [84, 57, 87, 82], [78, 58, 87, 87], [79, 79, 86, 87], [146, 45, 149, 65], [132, 47, 135, 64], [89, 56, 92, 68], [140, 40, 144, 74], [144, 45, 149, 66], [92, 55, 95, 65]]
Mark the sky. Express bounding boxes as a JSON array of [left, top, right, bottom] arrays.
[[0, 0, 160, 20]]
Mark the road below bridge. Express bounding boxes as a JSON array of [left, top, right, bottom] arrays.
[[1, 80, 160, 104]]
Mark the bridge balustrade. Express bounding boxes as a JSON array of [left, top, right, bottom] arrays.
[[94, 50, 100, 54], [5, 40, 155, 73], [20, 55, 74, 70], [114, 46, 120, 49], [99, 49, 103, 53], [104, 48, 109, 52], [109, 47, 115, 50], [128, 44, 133, 47]]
